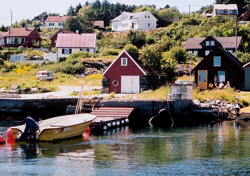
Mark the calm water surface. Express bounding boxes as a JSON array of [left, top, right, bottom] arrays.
[[1, 120, 250, 175]]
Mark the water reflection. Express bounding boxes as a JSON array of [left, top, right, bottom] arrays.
[[1, 121, 250, 175]]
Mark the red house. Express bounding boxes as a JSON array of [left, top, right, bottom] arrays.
[[1, 26, 41, 48], [50, 29, 75, 47], [103, 50, 147, 94]]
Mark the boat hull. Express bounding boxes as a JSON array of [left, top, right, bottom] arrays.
[[10, 113, 96, 141]]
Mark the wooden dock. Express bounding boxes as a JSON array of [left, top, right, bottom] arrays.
[[89, 107, 134, 130]]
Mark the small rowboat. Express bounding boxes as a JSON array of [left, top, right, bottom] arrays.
[[10, 114, 96, 141]]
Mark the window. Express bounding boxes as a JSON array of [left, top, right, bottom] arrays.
[[218, 71, 225, 82], [215, 9, 219, 15], [229, 16, 234, 20], [32, 39, 36, 44], [228, 50, 233, 54], [0, 39, 4, 44], [220, 10, 224, 14], [54, 40, 57, 44], [80, 48, 87, 52], [145, 15, 147, 18], [148, 23, 150, 27], [205, 50, 210, 56], [193, 51, 198, 56], [7, 37, 13, 44], [224, 9, 228, 15], [213, 56, 221, 67], [199, 71, 207, 82], [62, 48, 72, 54], [205, 41, 210, 46], [49, 23, 54, 26], [188, 51, 192, 54], [59, 23, 63, 26], [148, 16, 150, 18], [211, 41, 215, 46], [121, 58, 127, 66], [21, 38, 25, 44], [14, 38, 18, 44]]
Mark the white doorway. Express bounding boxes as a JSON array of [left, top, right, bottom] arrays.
[[121, 76, 140, 94]]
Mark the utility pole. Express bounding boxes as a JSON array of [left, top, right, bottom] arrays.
[[8, 9, 12, 60], [235, 17, 238, 59], [189, 5, 190, 18]]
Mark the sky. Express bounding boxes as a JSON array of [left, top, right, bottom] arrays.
[[0, 0, 216, 27]]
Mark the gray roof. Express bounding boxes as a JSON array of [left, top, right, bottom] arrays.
[[184, 36, 243, 50]]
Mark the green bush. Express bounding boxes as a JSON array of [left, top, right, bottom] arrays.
[[102, 49, 119, 56], [51, 62, 85, 74], [59, 57, 67, 62], [124, 44, 138, 53], [67, 51, 92, 60]]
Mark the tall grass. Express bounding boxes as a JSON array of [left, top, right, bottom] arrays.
[[193, 87, 250, 106]]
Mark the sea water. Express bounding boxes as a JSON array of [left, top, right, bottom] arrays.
[[1, 120, 250, 175]]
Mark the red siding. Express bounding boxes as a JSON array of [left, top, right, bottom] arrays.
[[104, 52, 145, 93]]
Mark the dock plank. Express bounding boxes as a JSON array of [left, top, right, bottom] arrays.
[[90, 107, 134, 129]]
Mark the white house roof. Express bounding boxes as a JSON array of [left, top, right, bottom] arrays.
[[214, 4, 238, 10], [110, 11, 158, 22], [56, 33, 96, 48]]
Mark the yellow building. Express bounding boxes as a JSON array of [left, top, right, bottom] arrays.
[[212, 4, 238, 21]]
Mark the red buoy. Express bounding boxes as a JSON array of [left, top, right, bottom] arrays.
[[6, 128, 14, 141], [0, 135, 5, 144], [86, 126, 90, 132]]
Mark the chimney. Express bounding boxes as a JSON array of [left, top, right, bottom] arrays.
[[76, 30, 79, 34], [25, 24, 28, 31]]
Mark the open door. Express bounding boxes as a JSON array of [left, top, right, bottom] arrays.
[[198, 70, 208, 90]]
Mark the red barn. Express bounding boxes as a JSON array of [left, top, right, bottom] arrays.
[[103, 50, 146, 94]]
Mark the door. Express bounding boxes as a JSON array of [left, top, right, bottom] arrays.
[[121, 76, 140, 94], [132, 23, 134, 29], [198, 70, 207, 90], [217, 71, 225, 83]]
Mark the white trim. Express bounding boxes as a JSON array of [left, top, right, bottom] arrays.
[[121, 58, 127, 66], [103, 50, 146, 76]]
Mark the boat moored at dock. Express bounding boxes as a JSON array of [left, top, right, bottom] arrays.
[[10, 114, 96, 141]]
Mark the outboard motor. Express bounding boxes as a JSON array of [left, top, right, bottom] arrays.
[[19, 116, 40, 141]]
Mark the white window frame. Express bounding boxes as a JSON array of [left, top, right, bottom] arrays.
[[193, 51, 198, 56], [205, 41, 210, 46], [81, 48, 87, 52], [64, 48, 70, 54], [213, 56, 221, 67], [121, 58, 127, 66], [211, 41, 215, 46], [205, 50, 210, 56]]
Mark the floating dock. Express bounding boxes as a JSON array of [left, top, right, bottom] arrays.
[[89, 107, 134, 130]]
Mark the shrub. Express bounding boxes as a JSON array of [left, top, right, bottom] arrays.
[[124, 44, 138, 53], [58, 57, 67, 62], [102, 49, 119, 56], [67, 51, 92, 60], [0, 58, 4, 66]]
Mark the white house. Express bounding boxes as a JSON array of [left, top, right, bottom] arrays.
[[41, 16, 69, 30], [56, 33, 97, 58], [110, 11, 158, 31], [212, 4, 238, 21]]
